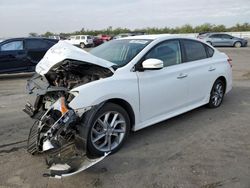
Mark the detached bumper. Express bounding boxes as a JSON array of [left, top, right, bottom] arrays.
[[45, 143, 109, 178]]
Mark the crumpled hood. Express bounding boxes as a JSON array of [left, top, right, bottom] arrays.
[[36, 41, 115, 75]]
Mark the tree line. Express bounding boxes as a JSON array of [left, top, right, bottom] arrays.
[[29, 23, 250, 37]]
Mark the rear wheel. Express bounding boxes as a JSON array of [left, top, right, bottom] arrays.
[[80, 43, 85, 48], [207, 79, 225, 108], [87, 103, 130, 156], [234, 41, 242, 48]]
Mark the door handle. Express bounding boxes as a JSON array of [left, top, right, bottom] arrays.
[[208, 67, 216, 71], [177, 73, 188, 79]]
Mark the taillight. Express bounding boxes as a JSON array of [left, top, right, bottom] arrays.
[[227, 58, 232, 68]]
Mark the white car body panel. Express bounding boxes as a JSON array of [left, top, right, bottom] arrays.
[[36, 35, 232, 132], [36, 41, 114, 75], [136, 64, 189, 122]]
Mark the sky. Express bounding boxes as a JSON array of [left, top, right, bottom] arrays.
[[0, 0, 250, 38]]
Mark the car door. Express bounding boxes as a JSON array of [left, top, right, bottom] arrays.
[[0, 40, 27, 73], [220, 34, 233, 46], [209, 34, 223, 46], [136, 40, 189, 122], [25, 39, 52, 70], [181, 39, 216, 105]]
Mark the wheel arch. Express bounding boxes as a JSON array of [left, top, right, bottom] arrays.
[[106, 98, 135, 130], [216, 76, 227, 93], [234, 41, 242, 46]]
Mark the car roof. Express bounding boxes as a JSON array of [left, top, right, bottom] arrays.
[[119, 34, 202, 41], [0, 37, 58, 43]]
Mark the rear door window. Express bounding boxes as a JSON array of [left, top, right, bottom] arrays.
[[209, 34, 221, 38], [25, 39, 49, 49], [76, 36, 80, 40], [182, 40, 207, 62], [0, 41, 24, 51]]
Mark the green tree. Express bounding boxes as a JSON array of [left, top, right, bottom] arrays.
[[29, 32, 39, 37], [42, 31, 54, 37]]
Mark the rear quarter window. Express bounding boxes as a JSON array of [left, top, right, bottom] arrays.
[[182, 40, 207, 62], [206, 45, 214, 57]]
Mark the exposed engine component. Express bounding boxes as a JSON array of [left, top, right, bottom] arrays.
[[46, 60, 113, 90], [24, 60, 113, 117]]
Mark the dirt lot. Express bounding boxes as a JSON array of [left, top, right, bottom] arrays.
[[0, 47, 250, 188]]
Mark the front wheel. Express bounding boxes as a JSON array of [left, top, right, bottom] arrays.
[[207, 79, 225, 108], [234, 41, 242, 48], [87, 103, 130, 156]]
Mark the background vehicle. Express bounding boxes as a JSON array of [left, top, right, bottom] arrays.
[[91, 36, 104, 46], [67, 35, 93, 48], [201, 33, 248, 47], [24, 35, 232, 176], [0, 37, 58, 74], [113, 32, 146, 40], [48, 35, 61, 40], [113, 33, 134, 39], [97, 34, 111, 42]]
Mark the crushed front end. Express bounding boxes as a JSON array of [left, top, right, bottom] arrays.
[[26, 95, 108, 178], [23, 56, 113, 178]]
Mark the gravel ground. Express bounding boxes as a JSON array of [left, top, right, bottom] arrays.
[[0, 47, 250, 188]]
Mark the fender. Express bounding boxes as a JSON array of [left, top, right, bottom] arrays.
[[77, 102, 106, 154]]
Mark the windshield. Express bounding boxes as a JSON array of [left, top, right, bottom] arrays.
[[90, 39, 152, 67]]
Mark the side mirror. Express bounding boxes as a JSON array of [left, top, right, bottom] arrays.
[[142, 58, 164, 70]]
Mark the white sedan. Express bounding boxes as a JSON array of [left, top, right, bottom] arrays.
[[25, 34, 232, 176]]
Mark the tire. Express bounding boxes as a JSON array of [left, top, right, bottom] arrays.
[[87, 103, 130, 156], [207, 79, 225, 108], [234, 41, 242, 48], [80, 43, 85, 48]]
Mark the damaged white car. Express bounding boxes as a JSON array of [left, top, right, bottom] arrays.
[[24, 35, 232, 178]]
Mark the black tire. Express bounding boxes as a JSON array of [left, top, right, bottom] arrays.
[[234, 41, 242, 48], [87, 103, 130, 156], [207, 79, 225, 108], [80, 43, 85, 48]]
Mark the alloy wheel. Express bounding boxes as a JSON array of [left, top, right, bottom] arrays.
[[90, 111, 126, 152], [211, 82, 224, 107]]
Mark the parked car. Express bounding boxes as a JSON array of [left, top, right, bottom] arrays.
[[113, 32, 145, 39], [113, 33, 134, 39], [67, 35, 93, 48], [25, 35, 232, 177], [201, 33, 248, 47], [0, 37, 58, 74], [92, 36, 103, 46], [97, 34, 111, 42], [48, 35, 61, 40]]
